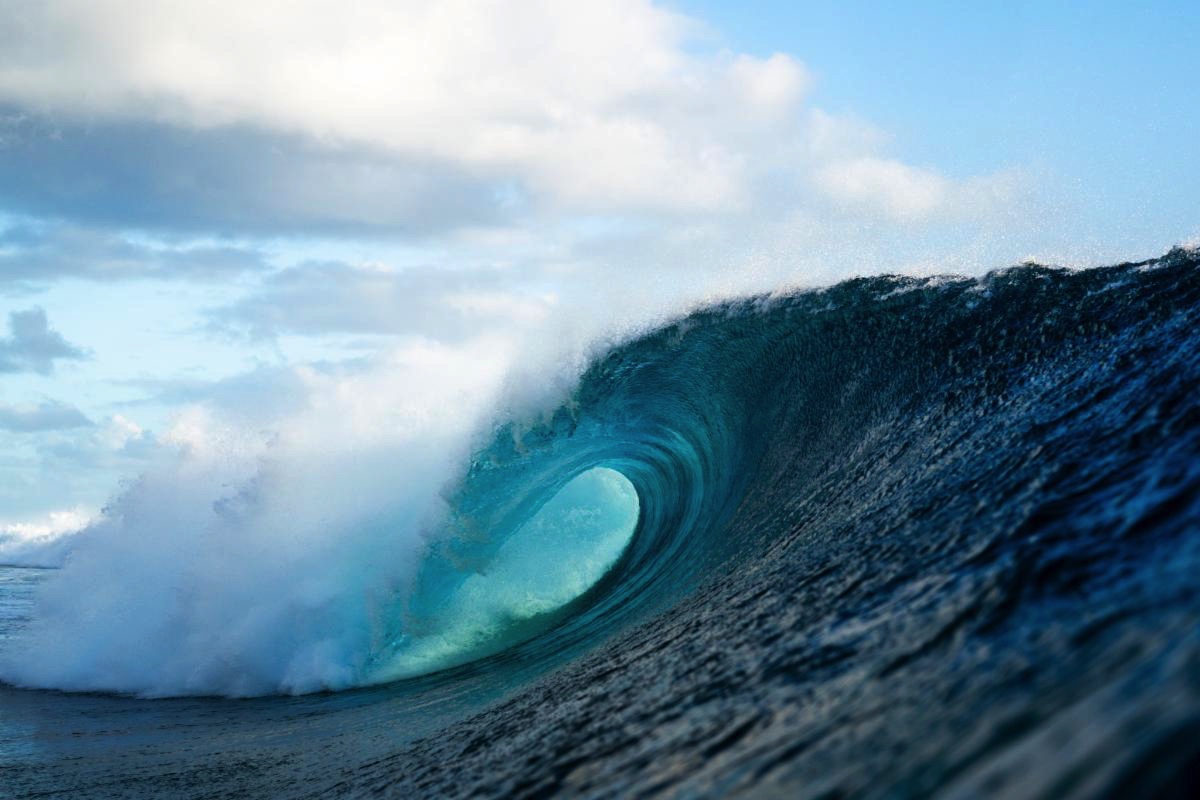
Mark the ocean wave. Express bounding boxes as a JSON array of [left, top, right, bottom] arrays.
[[2, 249, 1198, 720]]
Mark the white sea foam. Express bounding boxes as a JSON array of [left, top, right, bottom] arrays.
[[0, 337, 538, 696], [0, 510, 92, 568]]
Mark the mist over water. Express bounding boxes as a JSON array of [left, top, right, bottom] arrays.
[[0, 336, 527, 696], [0, 299, 662, 697]]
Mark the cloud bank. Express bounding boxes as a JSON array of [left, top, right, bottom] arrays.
[[0, 0, 1015, 241]]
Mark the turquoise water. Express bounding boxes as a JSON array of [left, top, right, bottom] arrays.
[[375, 466, 640, 680]]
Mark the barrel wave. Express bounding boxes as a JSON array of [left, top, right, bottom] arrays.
[[2, 248, 1199, 798], [368, 248, 1200, 797]]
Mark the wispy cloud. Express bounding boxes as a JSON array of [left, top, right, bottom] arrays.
[[0, 306, 85, 373], [0, 116, 514, 238], [0, 220, 270, 290], [0, 411, 166, 522], [207, 260, 556, 341], [0, 399, 91, 431]]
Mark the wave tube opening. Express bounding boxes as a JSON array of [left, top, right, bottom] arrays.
[[372, 466, 640, 682]]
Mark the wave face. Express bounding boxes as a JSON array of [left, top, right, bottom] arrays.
[[3, 249, 1200, 796], [353, 249, 1200, 796]]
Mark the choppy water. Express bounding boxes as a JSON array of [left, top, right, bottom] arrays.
[[3, 249, 1199, 798]]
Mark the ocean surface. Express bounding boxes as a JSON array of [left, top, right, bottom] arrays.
[[2, 249, 1199, 798]]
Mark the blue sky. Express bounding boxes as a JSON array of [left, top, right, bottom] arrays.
[[681, 0, 1200, 244], [0, 0, 1196, 540]]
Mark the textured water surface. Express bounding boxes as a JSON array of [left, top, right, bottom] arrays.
[[2, 250, 1199, 798]]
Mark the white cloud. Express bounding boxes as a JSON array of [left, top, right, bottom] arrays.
[[443, 290, 556, 325], [0, 1, 724, 211], [1, 507, 91, 539], [729, 53, 811, 114], [804, 109, 890, 160], [0, 0, 1004, 223], [816, 157, 1028, 222], [98, 413, 152, 452], [0, 408, 170, 526], [816, 157, 952, 220]]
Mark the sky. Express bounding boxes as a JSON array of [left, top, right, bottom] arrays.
[[0, 0, 1197, 541]]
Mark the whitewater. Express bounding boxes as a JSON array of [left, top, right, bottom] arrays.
[[1, 247, 1199, 798]]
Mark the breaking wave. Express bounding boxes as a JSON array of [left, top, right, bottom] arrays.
[[2, 245, 1199, 747]]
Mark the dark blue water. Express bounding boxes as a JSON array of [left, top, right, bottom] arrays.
[[3, 249, 1199, 798]]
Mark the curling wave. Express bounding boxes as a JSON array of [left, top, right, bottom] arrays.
[[3, 244, 1200, 771], [361, 247, 1200, 797]]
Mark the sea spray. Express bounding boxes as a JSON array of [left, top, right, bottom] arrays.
[[5, 248, 1199, 709], [0, 337, 525, 695]]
